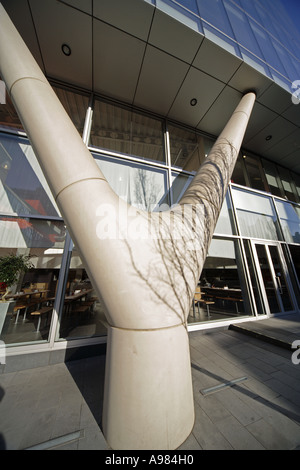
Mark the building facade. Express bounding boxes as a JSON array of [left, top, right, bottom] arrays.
[[0, 0, 300, 369]]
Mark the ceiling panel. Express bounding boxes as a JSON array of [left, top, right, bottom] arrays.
[[93, 20, 146, 102], [148, 8, 203, 64], [229, 62, 272, 97], [282, 102, 300, 127], [261, 128, 300, 161], [243, 102, 277, 143], [134, 45, 189, 115], [29, 0, 93, 89], [197, 85, 242, 135], [167, 67, 225, 127], [1, 0, 44, 70], [192, 37, 242, 84], [245, 116, 298, 157], [93, 0, 154, 41], [257, 82, 292, 115], [279, 150, 300, 169], [58, 0, 92, 14]]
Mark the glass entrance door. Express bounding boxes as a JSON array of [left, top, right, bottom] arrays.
[[252, 241, 296, 315]]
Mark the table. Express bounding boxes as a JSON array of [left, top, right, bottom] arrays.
[[201, 287, 243, 312]]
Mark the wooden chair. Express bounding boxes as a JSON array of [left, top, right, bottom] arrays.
[[193, 286, 214, 318], [30, 306, 53, 332]]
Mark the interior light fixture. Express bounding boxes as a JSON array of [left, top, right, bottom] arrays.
[[61, 44, 71, 56], [190, 98, 197, 106], [265, 135, 272, 141]]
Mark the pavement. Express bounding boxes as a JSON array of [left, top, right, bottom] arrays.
[[0, 313, 300, 451]]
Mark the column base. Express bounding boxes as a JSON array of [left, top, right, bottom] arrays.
[[102, 323, 194, 450]]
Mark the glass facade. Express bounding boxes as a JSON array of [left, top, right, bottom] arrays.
[[1, 79, 300, 349], [156, 0, 300, 89], [0, 0, 300, 355]]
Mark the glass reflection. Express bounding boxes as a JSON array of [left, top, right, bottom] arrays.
[[275, 200, 300, 244], [254, 243, 280, 313], [171, 172, 193, 204], [0, 216, 66, 344], [242, 155, 267, 192], [90, 100, 165, 164], [168, 123, 213, 171], [53, 86, 89, 135], [232, 188, 281, 240], [214, 191, 236, 235], [59, 247, 106, 340], [262, 160, 283, 198], [188, 238, 252, 323], [93, 153, 169, 211], [0, 92, 23, 130], [0, 134, 60, 217]]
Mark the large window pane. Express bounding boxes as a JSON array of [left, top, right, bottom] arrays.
[[171, 172, 193, 204], [196, 0, 240, 55], [0, 88, 23, 131], [232, 188, 281, 240], [0, 134, 60, 217], [292, 173, 300, 200], [286, 244, 300, 309], [90, 100, 165, 164], [262, 160, 283, 198], [231, 154, 247, 186], [243, 240, 265, 315], [243, 154, 267, 192], [224, 1, 263, 59], [273, 42, 299, 84], [214, 191, 236, 235], [197, 0, 234, 38], [249, 21, 287, 78], [93, 153, 169, 211], [279, 167, 298, 203], [172, 174, 235, 235], [0, 216, 66, 345], [168, 124, 213, 171], [53, 85, 89, 135], [188, 237, 253, 323], [58, 247, 106, 341], [275, 200, 300, 244]]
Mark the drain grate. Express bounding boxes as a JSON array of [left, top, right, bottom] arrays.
[[200, 376, 247, 396], [25, 429, 84, 450]]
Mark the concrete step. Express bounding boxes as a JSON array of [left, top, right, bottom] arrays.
[[229, 322, 298, 351]]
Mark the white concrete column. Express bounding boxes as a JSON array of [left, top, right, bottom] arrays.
[[0, 3, 255, 450]]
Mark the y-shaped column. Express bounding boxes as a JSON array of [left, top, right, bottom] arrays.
[[0, 3, 255, 449]]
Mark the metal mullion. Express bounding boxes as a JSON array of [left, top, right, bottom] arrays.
[[82, 93, 94, 145], [49, 232, 73, 346], [164, 124, 173, 207]]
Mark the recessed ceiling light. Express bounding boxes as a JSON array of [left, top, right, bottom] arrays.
[[265, 135, 272, 141], [61, 44, 71, 56], [190, 98, 197, 106]]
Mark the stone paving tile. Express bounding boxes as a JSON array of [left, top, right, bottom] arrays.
[[190, 401, 233, 450], [246, 418, 292, 450], [1, 321, 300, 450], [214, 415, 265, 450]]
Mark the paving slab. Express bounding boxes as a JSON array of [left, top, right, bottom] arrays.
[[0, 315, 300, 450]]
